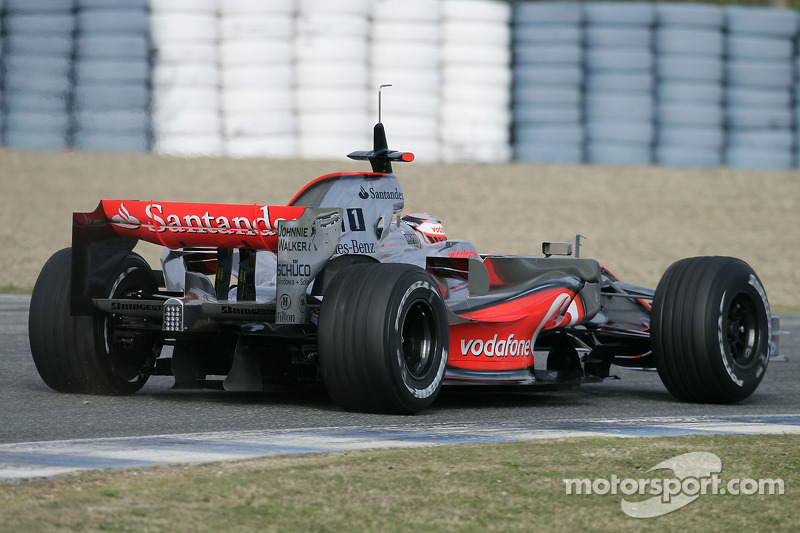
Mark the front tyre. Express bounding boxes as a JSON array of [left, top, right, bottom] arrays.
[[651, 256, 771, 403], [318, 263, 448, 414], [29, 248, 161, 395]]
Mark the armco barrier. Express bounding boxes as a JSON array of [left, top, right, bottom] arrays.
[[0, 0, 798, 170]]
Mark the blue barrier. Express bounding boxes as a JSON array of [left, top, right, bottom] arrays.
[[0, 1, 798, 170]]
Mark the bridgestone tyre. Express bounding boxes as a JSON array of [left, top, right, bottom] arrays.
[[318, 263, 448, 414], [29, 248, 161, 395], [651, 257, 771, 403]]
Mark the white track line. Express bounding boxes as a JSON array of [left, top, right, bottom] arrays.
[[2, 414, 799, 483]]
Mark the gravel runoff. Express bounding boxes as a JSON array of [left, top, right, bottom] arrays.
[[1, 148, 797, 309]]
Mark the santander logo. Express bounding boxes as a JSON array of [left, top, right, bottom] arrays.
[[111, 203, 140, 230], [107, 201, 279, 237]]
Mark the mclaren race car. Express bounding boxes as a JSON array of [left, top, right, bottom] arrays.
[[29, 118, 778, 414]]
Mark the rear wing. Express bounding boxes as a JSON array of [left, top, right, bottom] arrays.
[[96, 200, 305, 251], [71, 201, 341, 321]]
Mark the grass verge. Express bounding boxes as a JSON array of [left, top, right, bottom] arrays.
[[0, 284, 32, 295], [1, 434, 797, 532]]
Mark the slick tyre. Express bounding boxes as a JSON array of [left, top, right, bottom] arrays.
[[318, 263, 448, 414], [28, 248, 161, 395], [651, 256, 771, 403]]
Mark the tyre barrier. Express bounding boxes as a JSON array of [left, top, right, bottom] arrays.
[[219, 0, 297, 159], [510, 1, 800, 170], [150, 5, 220, 157], [654, 145, 722, 168], [655, 3, 724, 27], [722, 5, 797, 170], [370, 0, 442, 162], [1, 1, 799, 170], [1, 5, 75, 151], [295, 2, 371, 160], [657, 81, 723, 104], [651, 3, 724, 168], [582, 3, 654, 166], [658, 125, 724, 149], [512, 1, 583, 164], [73, 2, 151, 153], [441, 0, 511, 163]]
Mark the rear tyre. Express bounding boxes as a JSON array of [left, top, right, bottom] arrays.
[[29, 248, 161, 395], [651, 256, 771, 403], [318, 263, 448, 414]]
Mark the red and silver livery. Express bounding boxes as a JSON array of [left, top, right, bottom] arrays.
[[29, 114, 779, 415]]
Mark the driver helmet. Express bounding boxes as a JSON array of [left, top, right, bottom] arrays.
[[401, 213, 446, 246]]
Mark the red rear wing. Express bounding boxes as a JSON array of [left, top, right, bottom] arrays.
[[70, 201, 306, 315], [100, 200, 306, 252]]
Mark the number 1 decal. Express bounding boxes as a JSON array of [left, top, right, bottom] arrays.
[[347, 208, 366, 232]]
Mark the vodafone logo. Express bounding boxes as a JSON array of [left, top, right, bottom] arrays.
[[460, 334, 532, 358], [447, 249, 478, 258]]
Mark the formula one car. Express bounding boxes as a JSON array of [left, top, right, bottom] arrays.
[[28, 116, 777, 414]]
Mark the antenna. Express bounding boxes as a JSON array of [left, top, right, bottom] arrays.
[[378, 84, 392, 123], [347, 83, 414, 173]]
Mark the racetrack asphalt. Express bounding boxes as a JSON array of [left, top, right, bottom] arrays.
[[1, 295, 798, 481]]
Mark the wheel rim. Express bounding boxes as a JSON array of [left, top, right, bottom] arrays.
[[725, 293, 759, 366], [103, 268, 159, 383], [400, 299, 436, 380]]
